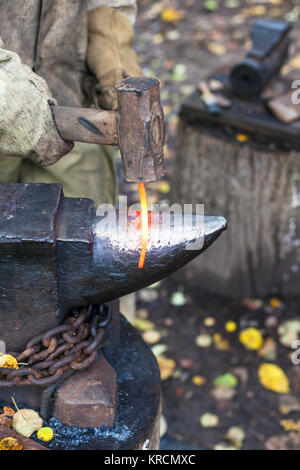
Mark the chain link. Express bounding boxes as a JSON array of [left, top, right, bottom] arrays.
[[0, 304, 112, 387]]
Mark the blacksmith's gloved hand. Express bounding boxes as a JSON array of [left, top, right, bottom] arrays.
[[0, 42, 73, 166], [87, 5, 142, 111]]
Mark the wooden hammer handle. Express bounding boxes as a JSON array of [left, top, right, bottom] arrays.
[[51, 106, 118, 146]]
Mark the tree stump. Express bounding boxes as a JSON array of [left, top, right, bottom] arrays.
[[172, 94, 300, 298]]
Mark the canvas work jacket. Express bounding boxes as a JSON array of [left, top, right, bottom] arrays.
[[0, 0, 137, 106]]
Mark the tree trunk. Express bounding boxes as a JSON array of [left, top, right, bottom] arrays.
[[172, 119, 300, 298]]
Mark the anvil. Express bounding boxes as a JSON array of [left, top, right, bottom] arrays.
[[0, 183, 226, 351], [0, 183, 226, 429]]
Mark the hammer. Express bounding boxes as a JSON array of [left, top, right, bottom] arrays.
[[51, 77, 166, 183]]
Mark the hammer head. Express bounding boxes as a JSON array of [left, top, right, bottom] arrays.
[[115, 77, 166, 183]]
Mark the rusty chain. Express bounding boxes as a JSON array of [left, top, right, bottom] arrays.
[[0, 304, 112, 387]]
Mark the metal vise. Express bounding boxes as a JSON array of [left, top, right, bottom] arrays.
[[230, 19, 292, 98], [52, 77, 166, 183]]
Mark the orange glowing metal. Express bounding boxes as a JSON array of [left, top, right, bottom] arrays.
[[138, 183, 148, 268]]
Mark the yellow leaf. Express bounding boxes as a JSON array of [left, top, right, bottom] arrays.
[[37, 427, 54, 442], [142, 330, 161, 344], [156, 181, 171, 194], [258, 363, 290, 394], [246, 5, 267, 16], [269, 297, 280, 309], [207, 41, 226, 56], [290, 56, 300, 69], [239, 328, 263, 350], [0, 354, 19, 370], [161, 7, 183, 23], [236, 133, 248, 143], [0, 437, 23, 451], [225, 321, 237, 333], [192, 375, 206, 386], [280, 419, 300, 433], [213, 333, 231, 351], [157, 355, 176, 381], [134, 318, 155, 332]]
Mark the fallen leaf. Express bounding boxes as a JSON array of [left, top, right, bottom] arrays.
[[290, 56, 300, 69], [151, 344, 168, 358], [152, 33, 164, 44], [225, 0, 240, 7], [212, 386, 236, 401], [3, 407, 15, 417], [278, 320, 300, 348], [170, 291, 187, 307], [171, 64, 187, 82], [245, 5, 267, 16], [225, 321, 237, 333], [232, 367, 249, 385], [213, 333, 231, 351], [160, 415, 168, 438], [285, 6, 300, 22], [156, 181, 170, 194], [204, 317, 215, 327], [137, 308, 148, 319], [239, 328, 263, 350], [225, 426, 245, 448], [142, 330, 161, 344], [157, 355, 176, 381], [192, 375, 206, 386], [0, 354, 19, 370], [12, 409, 43, 438], [139, 289, 159, 303], [279, 395, 300, 415], [269, 297, 281, 309], [258, 363, 290, 394], [236, 133, 248, 143], [203, 0, 219, 11], [0, 437, 23, 451], [200, 413, 219, 428], [134, 318, 155, 332], [161, 7, 183, 23], [37, 427, 54, 442], [195, 334, 212, 348], [147, 281, 162, 289], [265, 432, 300, 450], [280, 419, 300, 433], [258, 337, 277, 360], [0, 414, 12, 427], [179, 358, 193, 369], [214, 443, 237, 450], [207, 41, 226, 56], [242, 298, 263, 310], [213, 373, 238, 388]]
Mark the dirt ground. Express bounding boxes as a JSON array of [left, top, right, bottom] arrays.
[[124, 0, 300, 450]]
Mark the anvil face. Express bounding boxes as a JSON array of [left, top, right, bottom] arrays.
[[89, 211, 227, 303], [0, 184, 227, 351]]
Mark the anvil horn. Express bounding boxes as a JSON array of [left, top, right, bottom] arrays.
[[0, 184, 227, 350], [86, 212, 226, 304]]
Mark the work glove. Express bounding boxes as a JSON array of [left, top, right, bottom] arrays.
[[0, 45, 73, 166], [87, 6, 142, 111]]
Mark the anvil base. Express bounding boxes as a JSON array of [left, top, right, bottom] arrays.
[[0, 316, 162, 450]]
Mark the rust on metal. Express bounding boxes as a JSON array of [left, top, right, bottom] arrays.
[[51, 77, 166, 183], [53, 354, 117, 428], [0, 304, 111, 387], [116, 77, 166, 183]]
